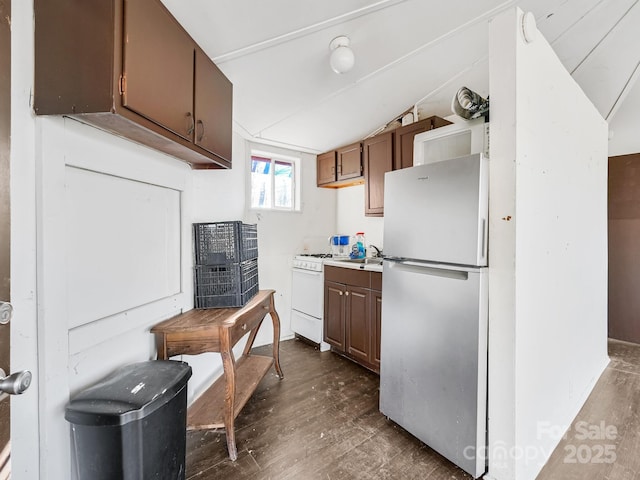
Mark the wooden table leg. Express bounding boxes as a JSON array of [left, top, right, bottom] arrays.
[[154, 333, 168, 360], [269, 292, 284, 379], [242, 316, 265, 356], [220, 332, 238, 461]]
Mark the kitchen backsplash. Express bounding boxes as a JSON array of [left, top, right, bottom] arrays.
[[336, 184, 384, 251]]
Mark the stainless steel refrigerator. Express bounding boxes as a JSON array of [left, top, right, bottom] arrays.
[[379, 153, 489, 479]]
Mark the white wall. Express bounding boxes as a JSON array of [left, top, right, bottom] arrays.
[[336, 185, 384, 251], [25, 114, 193, 480], [487, 8, 609, 480], [187, 136, 337, 401], [10, 2, 336, 477], [243, 142, 337, 343], [11, 2, 39, 478], [607, 79, 640, 157]]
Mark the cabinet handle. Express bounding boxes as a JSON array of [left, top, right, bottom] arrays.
[[339, 291, 343, 296], [186, 112, 195, 135], [345, 291, 349, 296], [196, 120, 205, 142]]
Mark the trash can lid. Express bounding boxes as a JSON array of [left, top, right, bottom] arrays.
[[65, 360, 192, 426]]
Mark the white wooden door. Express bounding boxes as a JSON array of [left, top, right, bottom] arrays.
[[0, 0, 12, 474], [1, 2, 33, 476]]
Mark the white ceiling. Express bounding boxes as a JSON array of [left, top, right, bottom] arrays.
[[161, 0, 640, 155]]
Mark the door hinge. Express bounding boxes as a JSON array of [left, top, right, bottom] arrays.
[[119, 74, 126, 96]]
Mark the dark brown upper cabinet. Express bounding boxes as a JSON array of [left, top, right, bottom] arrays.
[[122, 0, 194, 140], [363, 131, 393, 217], [316, 142, 363, 187], [317, 151, 337, 186], [363, 116, 451, 216], [33, 0, 232, 169], [394, 116, 452, 170], [194, 50, 233, 161], [337, 142, 363, 181]]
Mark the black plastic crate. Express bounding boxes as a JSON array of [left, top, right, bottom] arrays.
[[194, 258, 259, 308], [194, 222, 258, 265]]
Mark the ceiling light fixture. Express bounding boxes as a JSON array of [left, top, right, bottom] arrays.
[[329, 36, 355, 74]]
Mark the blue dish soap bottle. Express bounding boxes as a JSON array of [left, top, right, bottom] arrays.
[[350, 232, 366, 259]]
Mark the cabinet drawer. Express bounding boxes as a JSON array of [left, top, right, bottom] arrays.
[[228, 299, 270, 346], [324, 265, 370, 288]]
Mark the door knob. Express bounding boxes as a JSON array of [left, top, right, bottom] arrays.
[[0, 368, 32, 395], [0, 302, 12, 325]]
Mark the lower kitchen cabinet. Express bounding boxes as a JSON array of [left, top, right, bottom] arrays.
[[371, 289, 382, 370], [345, 285, 371, 365], [324, 281, 346, 350], [323, 266, 382, 373]]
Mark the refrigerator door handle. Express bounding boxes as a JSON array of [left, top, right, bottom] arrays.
[[387, 260, 469, 281], [479, 218, 486, 262]]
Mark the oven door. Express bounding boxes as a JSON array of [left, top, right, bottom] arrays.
[[291, 268, 323, 319]]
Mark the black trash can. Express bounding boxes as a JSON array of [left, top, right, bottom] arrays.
[[65, 360, 192, 480]]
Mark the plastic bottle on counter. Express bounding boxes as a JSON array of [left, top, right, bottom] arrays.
[[350, 232, 366, 259]]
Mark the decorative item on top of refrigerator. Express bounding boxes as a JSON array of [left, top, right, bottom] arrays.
[[350, 232, 366, 259]]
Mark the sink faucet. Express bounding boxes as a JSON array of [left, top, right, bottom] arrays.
[[369, 245, 382, 258]]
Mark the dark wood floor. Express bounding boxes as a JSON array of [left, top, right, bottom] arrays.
[[186, 338, 640, 480], [537, 339, 640, 480]]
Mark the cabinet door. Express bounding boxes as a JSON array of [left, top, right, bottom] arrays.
[[345, 286, 371, 364], [394, 119, 430, 170], [370, 290, 382, 371], [122, 0, 194, 140], [194, 49, 233, 163], [324, 281, 345, 351], [394, 116, 453, 170], [364, 131, 393, 216], [317, 151, 337, 186], [337, 142, 362, 180]]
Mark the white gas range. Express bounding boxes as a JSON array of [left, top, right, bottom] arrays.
[[291, 254, 331, 351]]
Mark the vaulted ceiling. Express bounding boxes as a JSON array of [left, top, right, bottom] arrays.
[[161, 0, 640, 155]]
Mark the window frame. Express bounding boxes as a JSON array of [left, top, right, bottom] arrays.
[[248, 148, 301, 212]]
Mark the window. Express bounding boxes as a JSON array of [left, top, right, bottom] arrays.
[[249, 150, 300, 211]]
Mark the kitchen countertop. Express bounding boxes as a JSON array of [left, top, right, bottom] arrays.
[[324, 258, 383, 273]]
